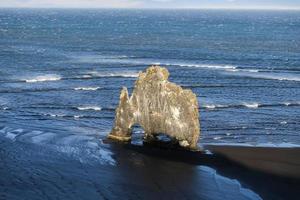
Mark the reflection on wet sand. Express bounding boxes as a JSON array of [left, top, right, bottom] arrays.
[[1, 133, 299, 200], [109, 141, 299, 200]]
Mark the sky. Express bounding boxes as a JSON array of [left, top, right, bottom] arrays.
[[0, 0, 300, 9]]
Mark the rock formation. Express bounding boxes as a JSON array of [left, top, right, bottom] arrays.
[[108, 65, 200, 150]]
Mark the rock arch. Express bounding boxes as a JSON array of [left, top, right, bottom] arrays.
[[108, 66, 200, 150]]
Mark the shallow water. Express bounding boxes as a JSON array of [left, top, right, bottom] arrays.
[[0, 9, 300, 199]]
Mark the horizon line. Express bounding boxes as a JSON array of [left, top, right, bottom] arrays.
[[1, 7, 300, 11]]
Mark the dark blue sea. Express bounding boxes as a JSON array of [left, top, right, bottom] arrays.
[[0, 9, 299, 199]]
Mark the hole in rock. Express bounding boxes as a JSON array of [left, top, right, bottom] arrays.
[[130, 123, 177, 148], [131, 124, 145, 145], [156, 134, 173, 143]]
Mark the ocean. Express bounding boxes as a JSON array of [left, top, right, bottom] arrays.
[[0, 9, 299, 199]]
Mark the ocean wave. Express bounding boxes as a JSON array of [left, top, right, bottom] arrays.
[[224, 70, 300, 82], [225, 68, 260, 73], [72, 71, 139, 80], [213, 136, 222, 140], [74, 87, 101, 91], [1, 106, 9, 110], [77, 106, 102, 111], [178, 63, 236, 70], [71, 55, 300, 83], [0, 126, 115, 165], [72, 55, 237, 70], [88, 71, 139, 78], [43, 113, 67, 118], [202, 104, 229, 109], [282, 102, 300, 106], [24, 74, 61, 83], [243, 103, 259, 109], [41, 113, 110, 120], [0, 88, 70, 94], [246, 69, 259, 73], [202, 101, 300, 110], [22, 104, 116, 113]]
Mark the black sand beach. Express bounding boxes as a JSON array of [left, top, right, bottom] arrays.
[[204, 144, 300, 179], [1, 136, 299, 200]]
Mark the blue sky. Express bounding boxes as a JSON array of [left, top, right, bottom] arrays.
[[1, 0, 300, 9]]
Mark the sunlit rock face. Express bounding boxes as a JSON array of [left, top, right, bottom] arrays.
[[108, 66, 200, 150]]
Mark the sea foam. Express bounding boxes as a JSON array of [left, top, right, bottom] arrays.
[[179, 64, 236, 70], [73, 55, 237, 71], [25, 74, 61, 83], [77, 106, 102, 111], [225, 70, 300, 82], [202, 101, 300, 111], [74, 87, 101, 91], [243, 103, 259, 109], [88, 71, 139, 78]]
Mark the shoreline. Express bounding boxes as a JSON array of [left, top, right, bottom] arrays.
[[203, 143, 300, 179], [1, 136, 300, 199]]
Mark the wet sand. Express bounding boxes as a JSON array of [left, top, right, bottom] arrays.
[[204, 144, 300, 179], [1, 136, 299, 200]]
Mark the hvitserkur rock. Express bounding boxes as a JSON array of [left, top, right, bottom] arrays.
[[108, 65, 200, 150]]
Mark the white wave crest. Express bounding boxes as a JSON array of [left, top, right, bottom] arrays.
[[204, 104, 216, 109], [213, 136, 222, 140], [225, 68, 240, 72], [1, 106, 9, 110], [74, 87, 101, 91], [246, 69, 259, 73], [284, 102, 291, 106], [80, 71, 139, 79], [81, 75, 92, 79], [91, 71, 139, 78], [181, 64, 236, 70], [73, 55, 238, 71], [225, 68, 259, 73], [43, 113, 66, 118], [77, 106, 102, 111], [226, 71, 300, 82], [203, 104, 228, 109], [243, 103, 259, 109], [25, 74, 61, 83]]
